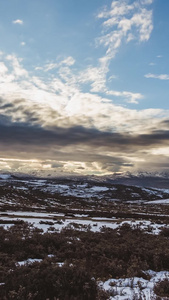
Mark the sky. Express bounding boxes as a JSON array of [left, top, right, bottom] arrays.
[[0, 0, 169, 176]]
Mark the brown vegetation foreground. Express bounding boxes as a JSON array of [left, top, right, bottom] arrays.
[[0, 222, 169, 299]]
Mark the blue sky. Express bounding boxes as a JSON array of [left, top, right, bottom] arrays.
[[0, 0, 169, 175]]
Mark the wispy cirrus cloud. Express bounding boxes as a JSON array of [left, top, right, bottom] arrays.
[[145, 73, 169, 80], [76, 0, 154, 105], [40, 55, 143, 104], [12, 19, 23, 25], [106, 90, 143, 104], [32, 1, 154, 106], [97, 0, 153, 62], [44, 56, 75, 71], [76, 64, 144, 104]]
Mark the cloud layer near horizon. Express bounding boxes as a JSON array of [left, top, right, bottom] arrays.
[[1, 0, 169, 175], [0, 51, 169, 175]]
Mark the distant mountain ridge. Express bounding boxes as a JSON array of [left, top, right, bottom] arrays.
[[103, 172, 169, 188], [0, 171, 169, 188]]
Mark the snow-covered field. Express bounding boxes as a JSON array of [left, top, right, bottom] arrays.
[[1, 211, 168, 235], [147, 198, 169, 204]]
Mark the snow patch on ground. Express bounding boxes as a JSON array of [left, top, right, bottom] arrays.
[[88, 186, 109, 192], [147, 199, 169, 204], [17, 258, 43, 266], [1, 215, 166, 235], [0, 211, 64, 218], [100, 270, 169, 300]]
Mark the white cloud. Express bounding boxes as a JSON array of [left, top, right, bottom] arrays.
[[132, 8, 153, 41], [77, 65, 143, 103], [20, 42, 26, 46], [106, 90, 143, 104], [97, 0, 153, 61], [149, 147, 169, 156], [41, 1, 152, 109], [45, 63, 58, 71], [0, 52, 167, 136], [149, 62, 155, 66], [61, 56, 75, 66], [6, 55, 28, 78], [82, 0, 154, 106], [0, 62, 8, 74], [140, 0, 153, 5], [12, 19, 23, 25], [145, 73, 169, 80], [44, 56, 75, 72], [78, 65, 107, 92], [0, 52, 169, 175], [35, 66, 43, 71]]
